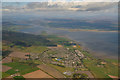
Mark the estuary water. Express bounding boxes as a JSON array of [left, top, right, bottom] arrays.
[[19, 26, 118, 59], [3, 11, 118, 59]]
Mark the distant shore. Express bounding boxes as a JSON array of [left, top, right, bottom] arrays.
[[56, 28, 117, 33], [62, 35, 118, 60]]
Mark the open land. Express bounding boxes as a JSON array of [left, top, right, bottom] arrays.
[[1, 30, 119, 80], [23, 70, 53, 78]]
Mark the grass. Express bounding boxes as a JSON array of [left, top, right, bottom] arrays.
[[2, 31, 118, 79], [13, 76, 25, 80], [32, 60, 44, 65], [3, 62, 39, 75], [3, 44, 48, 54], [2, 72, 10, 78], [3, 40, 48, 53], [105, 59, 118, 63], [46, 35, 68, 41], [83, 57, 118, 78], [17, 46, 48, 54], [46, 34, 72, 45], [5, 69, 17, 75], [83, 58, 109, 78], [104, 60, 118, 76], [48, 64, 74, 78], [48, 64, 74, 73], [46, 50, 57, 55], [74, 46, 118, 78]]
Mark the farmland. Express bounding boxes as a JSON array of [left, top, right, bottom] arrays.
[[2, 30, 119, 79], [3, 62, 39, 75]]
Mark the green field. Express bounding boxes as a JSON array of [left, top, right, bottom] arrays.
[[48, 64, 74, 76], [13, 76, 25, 80], [3, 44, 48, 54], [2, 30, 119, 79], [3, 62, 39, 75], [2, 72, 10, 78], [83, 58, 118, 78], [21, 46, 48, 53]]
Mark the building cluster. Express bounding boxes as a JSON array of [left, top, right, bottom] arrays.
[[45, 48, 85, 69], [75, 50, 84, 59], [28, 46, 86, 71]]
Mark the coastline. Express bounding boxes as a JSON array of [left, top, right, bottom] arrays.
[[7, 29, 118, 60], [2, 30, 118, 78], [77, 43, 118, 60], [63, 35, 118, 60], [56, 28, 118, 33]]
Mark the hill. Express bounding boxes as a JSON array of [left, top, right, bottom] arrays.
[[2, 30, 57, 47]]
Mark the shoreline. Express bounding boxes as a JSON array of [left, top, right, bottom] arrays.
[[80, 44, 117, 60], [56, 28, 118, 33], [62, 35, 118, 60], [10, 30, 118, 60], [77, 43, 118, 60]]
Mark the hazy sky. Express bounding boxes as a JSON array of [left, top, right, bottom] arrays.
[[2, 1, 118, 21], [2, 0, 119, 2], [2, 2, 118, 12]]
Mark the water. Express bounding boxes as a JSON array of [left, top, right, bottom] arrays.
[[66, 31, 118, 59], [19, 26, 118, 59], [3, 12, 118, 59]]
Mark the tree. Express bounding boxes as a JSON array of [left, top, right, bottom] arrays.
[[73, 73, 88, 80]]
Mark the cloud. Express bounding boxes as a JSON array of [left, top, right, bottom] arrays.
[[2, 2, 118, 12], [2, 0, 119, 2], [83, 0, 119, 2], [77, 2, 117, 11]]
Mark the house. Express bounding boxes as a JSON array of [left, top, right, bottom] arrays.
[[25, 56, 30, 60], [25, 53, 30, 60], [101, 62, 107, 65], [57, 45, 63, 47], [73, 45, 77, 48], [25, 53, 30, 56]]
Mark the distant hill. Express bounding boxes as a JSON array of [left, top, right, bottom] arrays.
[[2, 30, 57, 47]]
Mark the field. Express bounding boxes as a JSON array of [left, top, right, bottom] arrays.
[[2, 57, 12, 63], [48, 64, 74, 77], [23, 70, 53, 78], [2, 30, 119, 79], [21, 46, 48, 54], [3, 62, 39, 75], [76, 71, 94, 78], [9, 52, 26, 59], [83, 58, 118, 78], [38, 64, 65, 78], [2, 65, 12, 72], [73, 46, 119, 78], [2, 72, 10, 78], [13, 76, 25, 80]]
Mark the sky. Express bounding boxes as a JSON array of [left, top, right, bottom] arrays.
[[1, 0, 119, 2], [1, 0, 119, 12], [2, 1, 118, 21], [2, 2, 118, 13]]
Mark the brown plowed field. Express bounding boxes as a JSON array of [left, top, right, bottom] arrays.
[[23, 70, 53, 78], [2, 65, 12, 72], [2, 57, 12, 63], [9, 52, 26, 59], [38, 64, 65, 78]]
